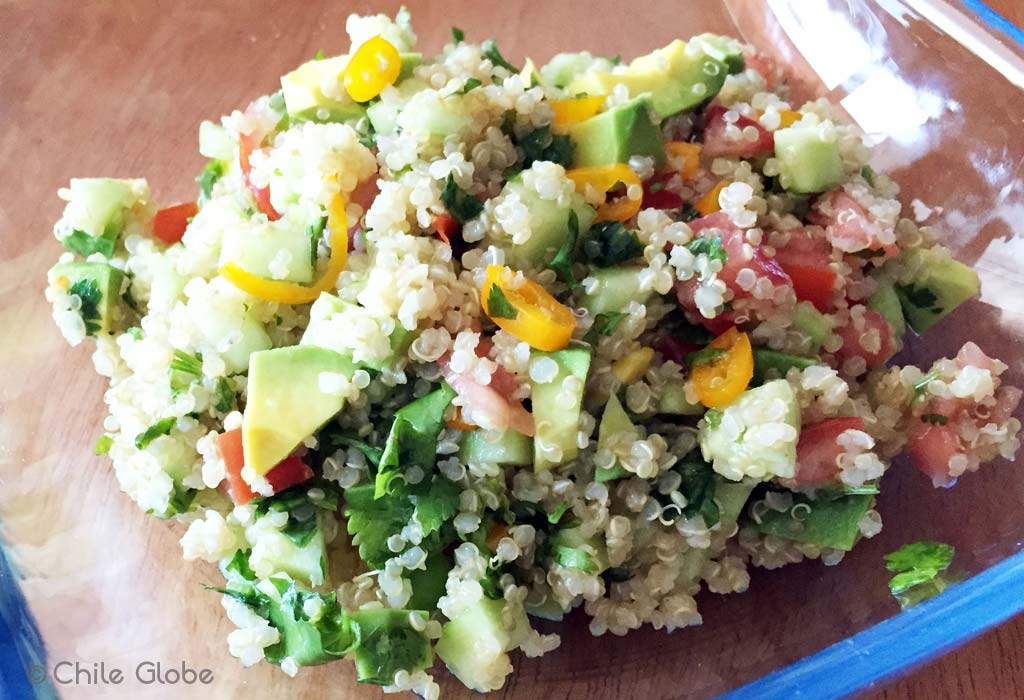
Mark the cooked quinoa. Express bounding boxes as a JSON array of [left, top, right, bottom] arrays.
[[44, 10, 1021, 698]]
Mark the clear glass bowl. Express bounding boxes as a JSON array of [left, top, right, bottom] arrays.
[[2, 1, 1023, 698]]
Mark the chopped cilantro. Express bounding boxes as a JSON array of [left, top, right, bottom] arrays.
[[922, 413, 948, 426], [885, 541, 955, 600], [517, 125, 573, 168], [912, 370, 940, 398], [861, 165, 876, 187], [441, 174, 483, 224], [481, 38, 519, 73], [486, 284, 518, 320], [583, 221, 643, 267], [896, 283, 939, 311], [687, 346, 726, 367], [451, 26, 464, 44], [412, 477, 461, 537], [458, 77, 482, 94], [547, 502, 571, 525], [214, 377, 235, 413], [685, 236, 728, 265], [680, 204, 700, 222], [94, 434, 113, 455], [196, 159, 224, 205], [306, 216, 326, 266], [125, 326, 143, 340], [68, 278, 102, 334], [552, 545, 597, 573], [548, 210, 580, 289], [704, 409, 723, 430], [314, 49, 324, 60], [583, 312, 628, 344], [328, 434, 384, 468], [374, 383, 456, 498], [602, 566, 631, 583], [62, 230, 115, 259], [170, 350, 203, 376], [676, 458, 719, 527], [135, 417, 176, 450]]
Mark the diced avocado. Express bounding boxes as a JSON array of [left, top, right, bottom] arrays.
[[752, 348, 819, 384], [436, 597, 528, 693], [549, 525, 609, 574], [791, 301, 834, 354], [595, 393, 634, 482], [219, 221, 315, 284], [656, 377, 704, 415], [280, 55, 366, 124], [407, 551, 451, 612], [49, 261, 128, 337], [699, 380, 801, 481], [751, 492, 875, 551], [348, 608, 434, 684], [868, 281, 906, 338], [567, 96, 666, 168], [459, 429, 533, 466], [582, 266, 651, 316], [679, 477, 756, 582], [568, 36, 743, 117], [774, 126, 844, 194], [530, 343, 592, 471], [249, 515, 327, 587], [198, 120, 234, 160], [55, 178, 147, 257], [243, 346, 356, 474], [894, 247, 980, 333], [487, 175, 596, 270], [301, 292, 416, 371]]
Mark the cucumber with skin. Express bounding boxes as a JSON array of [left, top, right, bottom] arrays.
[[530, 343, 592, 471]]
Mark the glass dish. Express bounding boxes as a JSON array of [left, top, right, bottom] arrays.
[[1, 1, 1022, 698]]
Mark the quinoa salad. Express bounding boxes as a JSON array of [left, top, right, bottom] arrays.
[[44, 9, 1022, 698]]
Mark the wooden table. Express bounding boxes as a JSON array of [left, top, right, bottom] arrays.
[[1, 1, 1022, 699]]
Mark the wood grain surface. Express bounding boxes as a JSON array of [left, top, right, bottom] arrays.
[[1, 2, 1023, 700]]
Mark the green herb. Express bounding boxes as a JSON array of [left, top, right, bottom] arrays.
[[704, 409, 723, 430], [481, 38, 519, 73], [685, 236, 728, 265], [687, 346, 726, 367], [517, 125, 573, 168], [602, 566, 631, 583], [912, 370, 940, 398], [214, 377, 235, 413], [922, 413, 948, 426], [125, 326, 143, 340], [329, 435, 384, 468], [62, 229, 115, 258], [896, 283, 939, 311], [412, 477, 460, 537], [583, 312, 628, 344], [609, 54, 623, 65], [196, 159, 224, 205], [307, 216, 326, 266], [548, 210, 580, 289], [314, 49, 324, 60], [680, 204, 700, 222], [486, 284, 518, 320], [441, 174, 483, 224], [552, 545, 597, 574], [94, 434, 113, 455], [861, 165, 876, 187], [135, 417, 176, 450], [451, 26, 464, 44], [885, 541, 955, 599], [676, 459, 719, 527], [547, 502, 571, 525], [459, 77, 483, 94], [68, 278, 103, 334], [170, 350, 203, 376], [583, 221, 643, 267], [156, 483, 196, 518], [854, 248, 886, 260], [374, 383, 457, 498]]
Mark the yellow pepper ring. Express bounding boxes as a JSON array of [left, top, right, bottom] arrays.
[[691, 327, 754, 408], [481, 265, 576, 352], [665, 141, 702, 180], [550, 95, 606, 129], [219, 194, 349, 305], [694, 179, 729, 216], [343, 35, 401, 103], [565, 164, 643, 223]]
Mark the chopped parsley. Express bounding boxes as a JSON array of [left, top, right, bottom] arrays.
[[135, 417, 176, 450], [896, 283, 939, 311], [314, 49, 324, 60], [214, 377, 235, 413], [170, 350, 203, 376], [548, 210, 580, 289], [481, 38, 519, 73], [687, 346, 726, 367], [583, 221, 643, 267], [486, 284, 518, 320], [306, 216, 326, 266], [517, 125, 573, 169], [884, 541, 956, 605], [94, 434, 113, 455], [583, 312, 628, 344], [912, 369, 940, 398], [680, 204, 700, 222], [62, 230, 115, 259], [459, 77, 483, 94], [685, 236, 728, 265], [552, 545, 597, 573], [861, 165, 876, 187], [922, 413, 948, 425], [676, 458, 720, 528], [441, 174, 483, 224], [451, 26, 464, 44], [68, 278, 102, 335], [547, 502, 571, 525], [704, 409, 723, 430], [196, 159, 224, 205], [125, 326, 143, 340]]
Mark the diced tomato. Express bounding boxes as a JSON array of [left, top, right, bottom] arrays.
[[955, 341, 997, 373], [438, 346, 533, 436], [743, 47, 784, 88], [653, 331, 703, 365], [773, 228, 837, 312], [793, 417, 865, 485], [691, 212, 791, 293], [832, 308, 896, 371], [642, 172, 685, 210], [808, 189, 897, 258], [152, 202, 199, 244], [217, 428, 313, 505], [908, 420, 962, 487], [702, 104, 774, 159], [991, 386, 1023, 424], [239, 131, 282, 222], [468, 337, 522, 398], [432, 212, 460, 246]]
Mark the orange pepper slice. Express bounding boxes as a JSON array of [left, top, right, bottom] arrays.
[[446, 406, 477, 432], [665, 142, 702, 180], [691, 327, 754, 408], [565, 164, 642, 223], [755, 108, 802, 128], [550, 95, 605, 129], [219, 194, 349, 305], [343, 35, 401, 102], [481, 265, 576, 352], [694, 180, 728, 216]]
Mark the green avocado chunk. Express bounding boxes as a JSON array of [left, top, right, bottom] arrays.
[[567, 96, 666, 168], [894, 248, 979, 333]]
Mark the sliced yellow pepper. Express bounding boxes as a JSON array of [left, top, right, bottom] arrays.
[[220, 194, 349, 305], [612, 347, 654, 383], [756, 108, 802, 129], [481, 265, 576, 352], [550, 95, 605, 129], [694, 179, 728, 216], [565, 164, 642, 223], [343, 35, 401, 103], [691, 327, 754, 408], [665, 141, 702, 180]]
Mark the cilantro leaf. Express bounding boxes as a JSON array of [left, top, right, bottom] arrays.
[[459, 77, 482, 94], [517, 125, 574, 169], [125, 326, 143, 340], [329, 435, 384, 468], [306, 216, 326, 266], [685, 236, 728, 265], [314, 49, 324, 60], [583, 312, 627, 344], [552, 545, 597, 573], [135, 417, 176, 450], [486, 284, 518, 320], [547, 501, 571, 524], [922, 413, 948, 426], [687, 346, 726, 367], [170, 349, 203, 376], [885, 541, 955, 576], [344, 483, 416, 569], [375, 383, 457, 498], [549, 210, 580, 288], [68, 277, 103, 334], [214, 377, 236, 413], [680, 204, 700, 222], [676, 458, 720, 527], [412, 477, 460, 537], [196, 159, 224, 205], [583, 221, 643, 267], [896, 283, 939, 311], [451, 26, 464, 44], [704, 409, 723, 430], [861, 165, 876, 187], [441, 174, 483, 224], [62, 229, 115, 259], [94, 434, 113, 455], [481, 39, 519, 73]]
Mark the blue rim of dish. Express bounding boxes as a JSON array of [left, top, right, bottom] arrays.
[[3, 2, 1024, 699]]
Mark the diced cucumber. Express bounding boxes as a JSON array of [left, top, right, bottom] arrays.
[[549, 525, 609, 574], [894, 247, 979, 333], [49, 261, 128, 337], [488, 175, 596, 270], [582, 266, 651, 316], [188, 285, 272, 374], [595, 393, 634, 482], [219, 221, 315, 284], [198, 120, 234, 160], [752, 348, 819, 384], [397, 89, 473, 141], [459, 430, 534, 466], [567, 96, 666, 168], [868, 280, 906, 338], [656, 377, 704, 415], [56, 178, 147, 256], [791, 301, 834, 354], [248, 515, 327, 587], [348, 608, 433, 684], [147, 253, 188, 311], [280, 55, 366, 124], [436, 597, 528, 692], [774, 126, 844, 194], [530, 343, 592, 471], [750, 492, 875, 551], [699, 380, 801, 481]]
